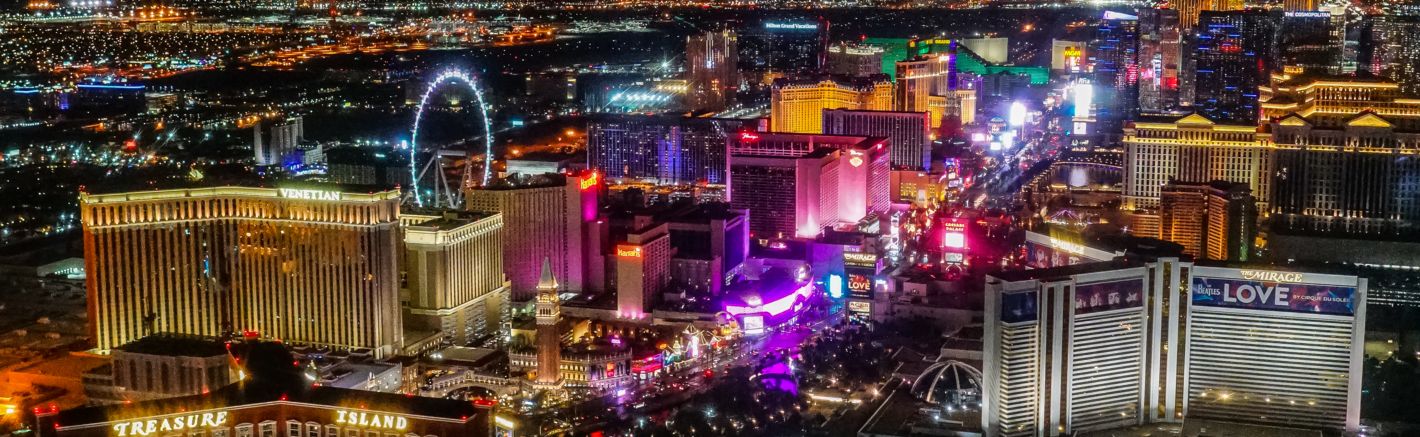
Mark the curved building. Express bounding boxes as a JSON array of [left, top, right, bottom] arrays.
[[80, 186, 403, 357]]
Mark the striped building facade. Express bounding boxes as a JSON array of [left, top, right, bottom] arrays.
[[985, 258, 1365, 436], [80, 186, 403, 357], [402, 211, 510, 349]]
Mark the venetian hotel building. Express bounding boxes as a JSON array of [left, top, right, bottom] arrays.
[[80, 186, 404, 357]]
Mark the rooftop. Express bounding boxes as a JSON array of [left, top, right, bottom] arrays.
[[473, 172, 569, 191], [53, 378, 486, 427], [988, 258, 1142, 283], [116, 334, 230, 357], [403, 210, 498, 230]]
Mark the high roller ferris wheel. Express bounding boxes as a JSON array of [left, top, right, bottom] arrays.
[[407, 68, 495, 209]]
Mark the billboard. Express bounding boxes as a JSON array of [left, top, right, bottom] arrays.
[[1074, 278, 1144, 315], [1000, 290, 1038, 323], [844, 251, 880, 269], [848, 300, 871, 314], [1025, 240, 1091, 269], [846, 273, 873, 298], [1191, 276, 1356, 316]]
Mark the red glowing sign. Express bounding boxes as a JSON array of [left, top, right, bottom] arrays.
[[739, 132, 760, 141], [580, 171, 599, 190]]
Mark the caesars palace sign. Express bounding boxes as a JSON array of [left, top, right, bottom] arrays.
[[112, 409, 409, 436]]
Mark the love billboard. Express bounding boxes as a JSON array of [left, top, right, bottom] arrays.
[[1190, 276, 1355, 316]]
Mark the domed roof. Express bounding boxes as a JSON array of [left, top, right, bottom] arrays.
[[910, 360, 983, 405]]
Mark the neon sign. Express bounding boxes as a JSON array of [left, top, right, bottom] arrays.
[[335, 410, 408, 430], [279, 188, 341, 201], [617, 245, 642, 258], [739, 132, 760, 141], [849, 156, 864, 167], [580, 172, 599, 190], [113, 412, 228, 436]]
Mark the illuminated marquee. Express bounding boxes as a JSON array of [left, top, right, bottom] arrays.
[[843, 252, 878, 267], [279, 188, 342, 201], [942, 221, 967, 249], [616, 245, 642, 258], [335, 410, 408, 430], [113, 412, 227, 437]]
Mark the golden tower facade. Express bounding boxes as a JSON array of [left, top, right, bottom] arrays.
[[80, 186, 403, 357]]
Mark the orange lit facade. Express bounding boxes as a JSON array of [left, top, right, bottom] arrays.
[[80, 186, 404, 357]]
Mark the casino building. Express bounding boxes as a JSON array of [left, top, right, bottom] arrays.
[[983, 258, 1366, 436], [34, 380, 495, 437], [79, 185, 404, 357], [983, 260, 1152, 437]]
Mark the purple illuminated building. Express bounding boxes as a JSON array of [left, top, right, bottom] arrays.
[[722, 267, 814, 335]]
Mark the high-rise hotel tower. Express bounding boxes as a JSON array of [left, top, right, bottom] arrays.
[[80, 186, 403, 357]]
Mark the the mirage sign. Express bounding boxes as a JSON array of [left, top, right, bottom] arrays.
[[1190, 276, 1355, 316]]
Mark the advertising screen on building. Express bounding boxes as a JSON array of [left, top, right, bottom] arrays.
[[1000, 290, 1038, 323], [1074, 278, 1144, 315], [846, 273, 873, 298], [848, 300, 871, 314], [1191, 276, 1356, 316], [1025, 240, 1088, 269]]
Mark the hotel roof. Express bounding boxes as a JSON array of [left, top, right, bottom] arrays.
[[988, 258, 1143, 283], [53, 378, 487, 428]]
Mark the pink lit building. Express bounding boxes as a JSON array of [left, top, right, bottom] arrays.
[[615, 223, 674, 320], [729, 132, 891, 238]]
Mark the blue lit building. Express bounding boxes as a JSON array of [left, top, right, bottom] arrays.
[[1193, 10, 1279, 124], [586, 114, 754, 185], [1091, 11, 1141, 126]]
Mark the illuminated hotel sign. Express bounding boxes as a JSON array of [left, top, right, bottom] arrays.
[[1285, 11, 1329, 18], [580, 172, 599, 190], [279, 188, 342, 201], [113, 412, 228, 436], [1239, 270, 1304, 283], [334, 410, 409, 430], [1050, 237, 1086, 255], [616, 245, 642, 258], [843, 252, 878, 267], [764, 22, 817, 30], [1191, 276, 1355, 316]]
